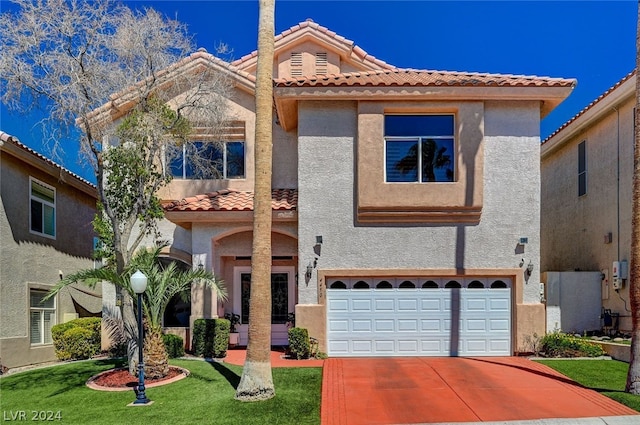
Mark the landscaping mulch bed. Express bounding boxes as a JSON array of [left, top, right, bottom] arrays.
[[89, 366, 187, 390]]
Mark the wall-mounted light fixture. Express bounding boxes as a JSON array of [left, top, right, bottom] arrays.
[[525, 261, 534, 280], [305, 257, 318, 283], [314, 236, 323, 256]]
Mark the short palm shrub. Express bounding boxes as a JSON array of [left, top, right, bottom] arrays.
[[540, 331, 606, 358], [162, 333, 185, 358], [51, 317, 101, 360], [288, 327, 310, 359], [192, 318, 230, 358]]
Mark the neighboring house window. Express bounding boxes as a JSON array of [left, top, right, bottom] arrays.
[[315, 52, 327, 75], [30, 178, 56, 238], [578, 140, 587, 196], [30, 290, 55, 345], [384, 115, 455, 183], [291, 52, 302, 77], [170, 141, 245, 180]]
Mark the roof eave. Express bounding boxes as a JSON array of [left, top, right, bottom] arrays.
[[274, 85, 575, 132], [541, 73, 635, 159]]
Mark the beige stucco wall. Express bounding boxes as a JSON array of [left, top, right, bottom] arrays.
[[295, 98, 546, 354], [0, 150, 100, 369], [541, 89, 634, 331]]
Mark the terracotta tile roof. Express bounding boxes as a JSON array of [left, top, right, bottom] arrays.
[[274, 68, 576, 88], [231, 19, 395, 71], [542, 69, 636, 144], [163, 189, 297, 212], [0, 130, 97, 190]]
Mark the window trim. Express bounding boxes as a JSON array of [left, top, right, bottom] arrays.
[[356, 102, 484, 224], [29, 288, 56, 346], [383, 113, 456, 183], [29, 177, 56, 239]]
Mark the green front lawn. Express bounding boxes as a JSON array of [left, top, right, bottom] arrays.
[[537, 359, 640, 412], [0, 359, 321, 425]]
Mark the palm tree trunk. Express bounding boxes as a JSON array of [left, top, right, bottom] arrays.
[[144, 325, 169, 379], [235, 0, 275, 401], [626, 1, 640, 394]]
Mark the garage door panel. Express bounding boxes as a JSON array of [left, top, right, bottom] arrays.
[[328, 319, 349, 332], [422, 298, 443, 311], [398, 298, 419, 311], [352, 299, 373, 312], [421, 319, 445, 332], [352, 319, 373, 332], [374, 319, 394, 332], [465, 318, 487, 331], [398, 340, 419, 353], [327, 285, 511, 357], [374, 298, 395, 312], [489, 318, 510, 331]]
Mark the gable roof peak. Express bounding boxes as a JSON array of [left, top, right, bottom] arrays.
[[231, 19, 396, 71]]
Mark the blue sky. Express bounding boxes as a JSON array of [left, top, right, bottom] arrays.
[[0, 0, 637, 182]]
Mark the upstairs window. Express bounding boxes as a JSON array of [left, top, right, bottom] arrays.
[[30, 178, 56, 238], [385, 115, 455, 183], [170, 141, 245, 180], [578, 140, 587, 196]]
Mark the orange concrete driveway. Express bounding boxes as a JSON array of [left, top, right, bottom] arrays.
[[321, 357, 639, 425]]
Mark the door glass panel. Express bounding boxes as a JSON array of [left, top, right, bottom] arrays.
[[240, 272, 289, 324]]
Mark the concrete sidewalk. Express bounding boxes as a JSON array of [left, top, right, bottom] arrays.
[[321, 357, 639, 425]]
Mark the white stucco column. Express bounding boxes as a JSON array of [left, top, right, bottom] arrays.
[[190, 253, 206, 329]]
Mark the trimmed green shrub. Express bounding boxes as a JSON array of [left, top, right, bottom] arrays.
[[162, 333, 185, 358], [288, 327, 310, 360], [51, 317, 101, 360], [192, 318, 230, 358], [213, 319, 230, 358], [540, 331, 606, 358]]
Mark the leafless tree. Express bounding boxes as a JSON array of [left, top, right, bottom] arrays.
[[1, 0, 231, 374]]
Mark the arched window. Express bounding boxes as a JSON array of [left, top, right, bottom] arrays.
[[491, 280, 508, 289], [468, 280, 484, 289], [376, 281, 392, 289], [330, 281, 347, 289], [445, 280, 461, 288], [422, 280, 439, 288], [399, 280, 416, 289], [353, 280, 370, 289]]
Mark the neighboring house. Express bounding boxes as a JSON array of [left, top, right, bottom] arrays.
[[541, 71, 636, 334], [0, 131, 101, 369], [97, 20, 575, 357]]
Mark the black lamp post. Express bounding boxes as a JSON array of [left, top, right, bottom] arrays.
[[130, 270, 150, 405]]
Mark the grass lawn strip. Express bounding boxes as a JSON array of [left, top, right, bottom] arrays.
[[537, 359, 640, 412], [0, 358, 321, 425]]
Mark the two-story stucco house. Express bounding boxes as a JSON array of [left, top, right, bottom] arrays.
[[98, 20, 575, 357], [541, 71, 636, 334], [0, 131, 101, 369]]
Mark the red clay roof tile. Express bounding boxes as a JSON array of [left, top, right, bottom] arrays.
[[163, 189, 297, 212], [274, 68, 576, 88]]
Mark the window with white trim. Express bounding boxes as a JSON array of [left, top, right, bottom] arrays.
[[30, 178, 56, 238], [578, 140, 587, 196], [385, 115, 455, 183], [30, 290, 56, 345]]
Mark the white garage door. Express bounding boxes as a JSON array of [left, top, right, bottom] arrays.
[[326, 277, 511, 357]]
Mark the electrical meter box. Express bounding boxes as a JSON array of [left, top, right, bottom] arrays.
[[612, 261, 628, 290]]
